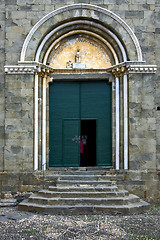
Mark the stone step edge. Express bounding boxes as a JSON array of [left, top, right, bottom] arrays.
[[48, 166, 113, 171], [29, 193, 138, 200], [58, 176, 119, 179], [39, 189, 128, 194], [43, 174, 118, 177], [18, 200, 150, 215], [38, 190, 129, 197], [49, 186, 118, 190], [57, 180, 114, 184], [28, 194, 139, 202]]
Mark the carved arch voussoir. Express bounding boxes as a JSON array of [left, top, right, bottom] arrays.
[[20, 4, 142, 63]]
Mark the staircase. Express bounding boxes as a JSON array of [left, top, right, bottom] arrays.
[[18, 168, 150, 215]]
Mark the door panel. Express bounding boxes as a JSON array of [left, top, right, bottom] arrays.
[[49, 82, 80, 167], [81, 82, 112, 166], [63, 119, 80, 167], [49, 120, 63, 166]]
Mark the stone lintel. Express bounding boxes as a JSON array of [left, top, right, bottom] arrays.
[[51, 72, 111, 81]]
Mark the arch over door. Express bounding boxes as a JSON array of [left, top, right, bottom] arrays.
[[49, 81, 112, 167]]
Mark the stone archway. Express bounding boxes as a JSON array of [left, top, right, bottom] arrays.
[[24, 4, 133, 171], [20, 4, 142, 62], [5, 4, 157, 171]]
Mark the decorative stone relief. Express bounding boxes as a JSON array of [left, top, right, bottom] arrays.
[[66, 61, 73, 69], [49, 37, 112, 69]]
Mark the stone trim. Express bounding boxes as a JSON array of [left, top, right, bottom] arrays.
[[51, 68, 110, 73], [128, 65, 157, 74], [109, 61, 157, 77], [4, 61, 157, 77], [20, 4, 142, 62], [4, 62, 54, 76], [38, 22, 122, 64]]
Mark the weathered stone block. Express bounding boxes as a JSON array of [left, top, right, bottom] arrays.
[[90, 0, 104, 4], [133, 0, 146, 3], [125, 10, 144, 18], [11, 11, 27, 19], [51, 0, 66, 4], [17, 0, 26, 5], [6, 0, 17, 5], [19, 6, 32, 11], [75, 0, 90, 3], [147, 0, 156, 3]]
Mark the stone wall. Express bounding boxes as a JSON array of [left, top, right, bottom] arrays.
[[0, 0, 6, 172], [4, 74, 34, 172], [117, 170, 160, 204], [129, 73, 157, 170]]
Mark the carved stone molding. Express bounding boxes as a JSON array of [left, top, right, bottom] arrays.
[[4, 61, 54, 76], [4, 61, 157, 78], [108, 61, 157, 77], [51, 68, 109, 74], [20, 4, 142, 62], [127, 65, 157, 74]]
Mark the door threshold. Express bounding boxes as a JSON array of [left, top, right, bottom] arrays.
[[48, 166, 113, 171]]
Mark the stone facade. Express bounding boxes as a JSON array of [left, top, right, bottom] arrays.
[[0, 0, 160, 203]]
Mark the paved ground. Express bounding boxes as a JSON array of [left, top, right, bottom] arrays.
[[0, 205, 159, 239]]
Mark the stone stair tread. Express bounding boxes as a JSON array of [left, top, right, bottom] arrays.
[[48, 166, 112, 171], [29, 194, 139, 201], [57, 180, 113, 185], [28, 194, 140, 206], [20, 200, 149, 209], [39, 189, 128, 194], [18, 200, 150, 215], [38, 189, 129, 197], [58, 175, 117, 179], [44, 172, 108, 176], [49, 186, 118, 191]]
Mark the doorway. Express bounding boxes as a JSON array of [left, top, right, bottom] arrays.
[[49, 81, 112, 167], [80, 120, 96, 167]]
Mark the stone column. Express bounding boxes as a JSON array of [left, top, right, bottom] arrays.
[[115, 76, 120, 170], [123, 74, 128, 170], [42, 75, 47, 171], [34, 73, 39, 171]]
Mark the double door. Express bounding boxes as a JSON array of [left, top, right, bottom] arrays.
[[49, 81, 112, 167]]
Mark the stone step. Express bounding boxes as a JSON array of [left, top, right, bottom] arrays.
[[18, 200, 150, 215], [38, 189, 129, 198], [18, 169, 150, 215], [28, 194, 140, 206], [57, 180, 113, 187], [58, 175, 117, 181], [48, 185, 118, 192], [45, 170, 107, 176], [48, 166, 112, 172]]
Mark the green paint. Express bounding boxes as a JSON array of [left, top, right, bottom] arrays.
[[49, 81, 112, 167]]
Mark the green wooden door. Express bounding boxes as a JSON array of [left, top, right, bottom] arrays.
[[81, 82, 112, 166], [49, 82, 80, 167], [63, 119, 80, 167], [49, 81, 112, 167]]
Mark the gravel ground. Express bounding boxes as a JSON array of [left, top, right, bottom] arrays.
[[0, 205, 159, 240]]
